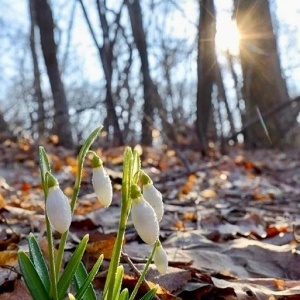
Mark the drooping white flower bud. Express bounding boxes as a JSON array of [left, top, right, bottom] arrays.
[[143, 183, 164, 222], [91, 152, 113, 207], [46, 185, 72, 234], [153, 243, 168, 275], [131, 184, 159, 245], [92, 167, 113, 207]]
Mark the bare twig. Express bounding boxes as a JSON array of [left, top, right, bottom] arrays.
[[121, 251, 161, 300], [227, 96, 300, 141]]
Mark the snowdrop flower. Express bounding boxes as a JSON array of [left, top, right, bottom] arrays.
[[46, 174, 72, 234], [141, 172, 164, 222], [153, 242, 168, 275], [91, 153, 113, 207], [131, 184, 159, 245]]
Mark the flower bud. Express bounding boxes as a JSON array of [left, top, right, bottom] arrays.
[[131, 185, 159, 245], [92, 166, 113, 207], [46, 186, 72, 234], [143, 183, 164, 222], [91, 152, 113, 207], [153, 243, 168, 275]]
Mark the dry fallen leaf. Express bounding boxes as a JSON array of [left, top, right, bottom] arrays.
[[200, 189, 217, 199], [86, 233, 117, 259], [0, 251, 18, 267]]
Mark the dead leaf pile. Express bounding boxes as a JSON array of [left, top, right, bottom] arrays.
[[0, 141, 299, 299]]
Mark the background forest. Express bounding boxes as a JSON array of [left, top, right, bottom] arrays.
[[2, 1, 300, 299], [1, 0, 300, 153]]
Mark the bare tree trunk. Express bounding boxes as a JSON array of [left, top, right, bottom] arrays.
[[126, 0, 176, 146], [214, 61, 237, 139], [29, 0, 46, 141], [226, 50, 244, 118], [195, 0, 217, 154], [0, 109, 14, 142], [126, 0, 154, 145], [234, 0, 291, 148], [78, 0, 123, 146], [33, 0, 74, 148]]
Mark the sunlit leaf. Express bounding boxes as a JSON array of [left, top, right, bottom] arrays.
[[118, 288, 129, 300], [39, 146, 51, 188], [112, 265, 124, 300]]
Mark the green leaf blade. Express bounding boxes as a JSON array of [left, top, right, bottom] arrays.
[[74, 254, 103, 300], [74, 262, 97, 300], [28, 233, 51, 293], [18, 252, 50, 300], [112, 265, 124, 300], [78, 126, 103, 164], [118, 288, 129, 300], [57, 234, 89, 299], [140, 285, 159, 300], [39, 146, 51, 187]]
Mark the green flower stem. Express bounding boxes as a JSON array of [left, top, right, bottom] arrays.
[[40, 153, 58, 300], [103, 147, 134, 299], [128, 240, 159, 300], [45, 216, 58, 300], [55, 127, 102, 278], [55, 182, 79, 279]]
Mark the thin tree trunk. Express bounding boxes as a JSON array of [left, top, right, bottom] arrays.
[[195, 0, 217, 154], [34, 0, 74, 148], [78, 0, 123, 145], [0, 109, 14, 142], [214, 61, 236, 139], [226, 50, 244, 118], [126, 0, 176, 146], [96, 0, 124, 145], [126, 0, 154, 145], [29, 0, 46, 141]]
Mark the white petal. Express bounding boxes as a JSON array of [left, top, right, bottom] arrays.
[[92, 167, 113, 207], [143, 184, 164, 222], [46, 186, 72, 234], [153, 244, 168, 275], [131, 197, 159, 244]]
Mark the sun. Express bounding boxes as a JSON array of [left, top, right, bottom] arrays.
[[215, 18, 240, 56]]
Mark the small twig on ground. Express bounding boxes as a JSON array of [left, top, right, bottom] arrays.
[[121, 251, 161, 300]]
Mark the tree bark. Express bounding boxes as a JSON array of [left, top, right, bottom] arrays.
[[0, 109, 14, 142], [29, 0, 46, 141], [214, 61, 237, 140], [195, 0, 217, 154], [78, 0, 124, 145], [126, 0, 154, 145], [34, 0, 74, 148], [126, 0, 176, 146], [234, 0, 291, 148]]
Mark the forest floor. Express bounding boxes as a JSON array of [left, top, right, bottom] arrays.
[[0, 139, 300, 299]]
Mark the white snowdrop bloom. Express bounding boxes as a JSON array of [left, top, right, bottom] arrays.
[[131, 196, 159, 245], [153, 243, 168, 275], [92, 166, 113, 207], [143, 183, 164, 222], [46, 186, 72, 234]]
